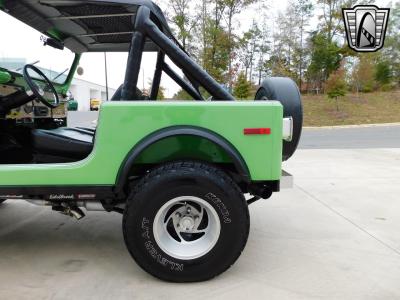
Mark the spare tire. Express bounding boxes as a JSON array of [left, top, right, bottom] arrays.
[[255, 77, 303, 161]]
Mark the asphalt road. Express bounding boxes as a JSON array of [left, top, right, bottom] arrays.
[[1, 112, 399, 299], [300, 125, 400, 149]]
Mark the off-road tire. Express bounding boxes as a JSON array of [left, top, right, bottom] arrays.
[[122, 161, 250, 282]]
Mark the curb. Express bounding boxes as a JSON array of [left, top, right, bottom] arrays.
[[304, 123, 400, 130]]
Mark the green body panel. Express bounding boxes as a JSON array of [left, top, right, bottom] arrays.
[[61, 54, 80, 94], [0, 101, 283, 187], [0, 70, 11, 84]]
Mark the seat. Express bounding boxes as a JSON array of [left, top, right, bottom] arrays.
[[31, 127, 94, 160], [31, 84, 145, 162]]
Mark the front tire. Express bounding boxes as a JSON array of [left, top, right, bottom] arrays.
[[123, 161, 249, 282]]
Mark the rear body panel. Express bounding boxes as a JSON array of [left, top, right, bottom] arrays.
[[0, 101, 283, 187]]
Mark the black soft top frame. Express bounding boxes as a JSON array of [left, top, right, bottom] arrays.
[[3, 0, 176, 53], [3, 0, 235, 100], [122, 6, 235, 101]]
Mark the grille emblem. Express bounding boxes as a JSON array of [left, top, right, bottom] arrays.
[[343, 5, 390, 52]]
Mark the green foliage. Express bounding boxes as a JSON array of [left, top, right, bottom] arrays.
[[157, 86, 166, 100], [193, 0, 233, 84], [382, 1, 400, 86], [326, 67, 346, 111], [223, 0, 259, 87], [375, 61, 392, 86], [238, 21, 262, 82], [162, 0, 398, 96], [169, 0, 195, 51], [352, 54, 376, 93], [172, 89, 192, 100], [202, 25, 231, 83], [233, 72, 251, 99], [307, 33, 342, 86]]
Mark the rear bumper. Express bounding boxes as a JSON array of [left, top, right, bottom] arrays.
[[281, 170, 293, 189]]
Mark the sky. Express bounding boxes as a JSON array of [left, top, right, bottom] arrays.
[[8, 0, 391, 98], [0, 0, 291, 97]]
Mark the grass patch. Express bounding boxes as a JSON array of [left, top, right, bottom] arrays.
[[302, 91, 400, 127]]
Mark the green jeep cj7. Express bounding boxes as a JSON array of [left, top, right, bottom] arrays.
[[0, 0, 302, 282]]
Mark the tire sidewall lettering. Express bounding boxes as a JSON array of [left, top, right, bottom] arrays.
[[204, 192, 231, 224], [141, 217, 184, 272]]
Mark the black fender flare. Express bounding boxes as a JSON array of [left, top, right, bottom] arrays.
[[115, 126, 250, 195]]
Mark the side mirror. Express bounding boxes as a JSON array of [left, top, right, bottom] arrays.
[[77, 66, 84, 76]]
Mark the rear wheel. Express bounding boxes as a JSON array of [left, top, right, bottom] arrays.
[[123, 161, 249, 282], [0, 200, 6, 205]]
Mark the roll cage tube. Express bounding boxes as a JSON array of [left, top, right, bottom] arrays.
[[122, 6, 235, 101], [62, 54, 81, 94], [115, 126, 250, 197]]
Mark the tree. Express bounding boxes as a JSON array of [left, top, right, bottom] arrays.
[[255, 18, 271, 84], [233, 72, 251, 99], [353, 54, 376, 93], [382, 1, 400, 86], [169, 0, 196, 52], [194, 0, 231, 83], [203, 26, 231, 83], [293, 0, 314, 90], [317, 0, 344, 43], [306, 32, 341, 91], [375, 60, 392, 87], [238, 20, 261, 82], [172, 89, 192, 100], [326, 67, 346, 111], [223, 0, 259, 89], [157, 86, 166, 100]]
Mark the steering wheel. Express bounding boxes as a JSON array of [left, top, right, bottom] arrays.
[[23, 64, 60, 109]]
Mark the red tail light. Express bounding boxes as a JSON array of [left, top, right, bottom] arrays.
[[243, 128, 271, 135]]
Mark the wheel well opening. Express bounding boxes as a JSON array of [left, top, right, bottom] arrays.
[[123, 135, 247, 192]]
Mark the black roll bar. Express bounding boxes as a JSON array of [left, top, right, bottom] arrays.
[[123, 6, 235, 101], [162, 63, 203, 100], [150, 51, 164, 99]]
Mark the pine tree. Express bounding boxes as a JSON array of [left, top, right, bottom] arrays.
[[234, 72, 251, 99]]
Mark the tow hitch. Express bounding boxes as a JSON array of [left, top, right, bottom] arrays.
[[247, 170, 293, 205]]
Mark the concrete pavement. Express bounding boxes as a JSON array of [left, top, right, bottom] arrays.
[[1, 148, 399, 299]]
